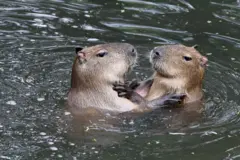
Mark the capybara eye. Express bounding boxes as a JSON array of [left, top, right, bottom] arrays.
[[183, 56, 192, 61], [132, 48, 135, 52], [155, 52, 160, 56], [96, 52, 108, 57]]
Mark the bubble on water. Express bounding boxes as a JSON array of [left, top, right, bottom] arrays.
[[155, 141, 160, 144], [50, 146, 58, 151], [87, 38, 99, 42], [169, 132, 186, 135], [82, 24, 95, 30], [39, 132, 46, 136], [206, 53, 212, 56], [34, 18, 43, 23], [201, 131, 217, 136], [26, 76, 34, 83], [43, 136, 50, 139], [32, 23, 47, 28], [25, 93, 30, 96], [48, 142, 54, 145], [121, 9, 125, 13], [64, 112, 71, 116], [6, 100, 16, 105], [59, 17, 73, 24], [207, 20, 212, 23], [84, 14, 91, 17], [231, 57, 236, 61], [183, 37, 194, 41], [129, 120, 134, 125], [94, 151, 99, 154], [37, 97, 45, 102], [72, 25, 78, 28], [69, 142, 75, 146], [57, 154, 63, 158], [0, 156, 11, 160]]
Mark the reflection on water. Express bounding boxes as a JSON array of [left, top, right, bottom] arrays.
[[0, 0, 240, 159]]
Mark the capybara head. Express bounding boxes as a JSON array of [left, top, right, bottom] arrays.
[[72, 43, 138, 87], [150, 44, 208, 82]]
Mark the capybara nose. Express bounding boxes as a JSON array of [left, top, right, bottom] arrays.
[[155, 51, 161, 56], [129, 47, 137, 57], [152, 46, 165, 57]]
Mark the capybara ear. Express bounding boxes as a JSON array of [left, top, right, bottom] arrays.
[[200, 56, 208, 67], [75, 47, 83, 54]]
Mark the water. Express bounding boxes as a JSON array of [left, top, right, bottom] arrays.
[[0, 0, 240, 159]]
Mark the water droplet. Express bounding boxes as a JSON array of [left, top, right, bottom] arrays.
[[48, 142, 54, 145], [87, 38, 99, 42], [0, 156, 11, 160], [169, 132, 186, 135], [50, 146, 58, 151], [64, 111, 71, 116], [6, 100, 16, 105], [57, 154, 63, 158], [37, 98, 45, 102], [129, 120, 134, 125], [59, 18, 73, 23], [69, 142, 75, 146], [39, 132, 46, 136]]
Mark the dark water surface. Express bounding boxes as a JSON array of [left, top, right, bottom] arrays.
[[1, 0, 240, 159]]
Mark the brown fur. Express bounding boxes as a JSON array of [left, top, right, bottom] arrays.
[[144, 44, 207, 104], [67, 43, 141, 116]]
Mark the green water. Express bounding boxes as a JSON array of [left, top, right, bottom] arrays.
[[0, 0, 240, 159]]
